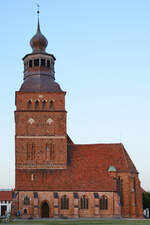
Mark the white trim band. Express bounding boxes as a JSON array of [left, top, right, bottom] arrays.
[[16, 135, 65, 139]]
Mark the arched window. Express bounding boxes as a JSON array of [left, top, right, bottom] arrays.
[[34, 59, 39, 67], [61, 195, 69, 210], [42, 100, 46, 109], [47, 60, 50, 68], [29, 60, 32, 68], [24, 209, 27, 214], [80, 195, 88, 209], [27, 100, 32, 109], [100, 195, 108, 210], [41, 59, 46, 67], [49, 100, 54, 110], [24, 196, 30, 205], [35, 100, 39, 110]]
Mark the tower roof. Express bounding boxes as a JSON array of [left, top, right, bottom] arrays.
[[19, 18, 63, 93], [30, 18, 48, 53]]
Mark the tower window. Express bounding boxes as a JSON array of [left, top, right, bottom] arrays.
[[100, 195, 108, 210], [27, 100, 32, 109], [80, 195, 88, 209], [47, 60, 50, 68], [41, 59, 46, 67], [49, 100, 54, 110], [35, 100, 39, 110], [24, 63, 27, 72], [42, 100, 46, 109], [34, 59, 39, 67], [61, 195, 69, 210], [29, 60, 32, 68]]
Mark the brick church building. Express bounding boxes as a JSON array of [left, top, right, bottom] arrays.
[[12, 19, 143, 218]]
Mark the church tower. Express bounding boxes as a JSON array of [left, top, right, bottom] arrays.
[[15, 18, 67, 183]]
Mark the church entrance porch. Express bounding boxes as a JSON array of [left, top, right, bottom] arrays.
[[41, 202, 49, 218]]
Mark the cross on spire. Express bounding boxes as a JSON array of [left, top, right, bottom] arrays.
[[37, 4, 40, 17]]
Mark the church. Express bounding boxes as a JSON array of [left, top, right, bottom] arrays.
[[12, 18, 143, 218]]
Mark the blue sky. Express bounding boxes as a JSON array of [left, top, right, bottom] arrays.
[[0, 0, 150, 191]]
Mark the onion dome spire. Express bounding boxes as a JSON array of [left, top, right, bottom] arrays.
[[30, 7, 48, 53]]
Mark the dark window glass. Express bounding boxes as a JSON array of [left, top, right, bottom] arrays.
[[116, 177, 123, 206], [50, 100, 54, 110], [74, 193, 78, 199], [34, 192, 38, 198], [24, 196, 30, 205], [61, 195, 69, 210], [24, 209, 27, 214], [47, 60, 50, 68], [29, 60, 32, 67], [53, 192, 59, 199], [94, 192, 99, 198], [42, 100, 46, 109], [80, 195, 88, 209], [41, 59, 46, 67], [34, 59, 39, 67], [27, 100, 32, 109], [100, 196, 108, 210], [35, 100, 39, 110]]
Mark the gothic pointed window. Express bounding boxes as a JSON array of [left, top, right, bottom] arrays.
[[27, 100, 32, 109], [42, 100, 46, 109], [35, 100, 39, 110], [100, 195, 108, 210], [49, 100, 54, 110], [24, 196, 30, 205], [80, 195, 88, 209], [61, 195, 69, 210]]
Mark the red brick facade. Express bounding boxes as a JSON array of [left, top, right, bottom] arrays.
[[12, 19, 143, 218]]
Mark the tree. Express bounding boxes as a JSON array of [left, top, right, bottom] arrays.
[[143, 192, 150, 209]]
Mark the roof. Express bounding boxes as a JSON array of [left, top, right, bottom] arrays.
[[16, 143, 138, 192], [19, 76, 63, 92], [0, 191, 12, 201]]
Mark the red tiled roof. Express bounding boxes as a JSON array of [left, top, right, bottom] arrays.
[[0, 191, 12, 201], [16, 143, 138, 192]]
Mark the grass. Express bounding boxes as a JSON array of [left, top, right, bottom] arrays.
[[2, 219, 150, 225]]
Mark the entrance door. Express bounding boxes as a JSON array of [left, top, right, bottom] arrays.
[[41, 202, 49, 218], [1, 206, 7, 216]]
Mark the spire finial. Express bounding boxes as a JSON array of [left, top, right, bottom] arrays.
[[37, 4, 40, 32], [37, 4, 40, 17]]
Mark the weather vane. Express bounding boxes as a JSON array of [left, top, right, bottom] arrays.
[[37, 4, 40, 17]]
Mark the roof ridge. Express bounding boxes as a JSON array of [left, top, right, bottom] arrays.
[[68, 143, 122, 146]]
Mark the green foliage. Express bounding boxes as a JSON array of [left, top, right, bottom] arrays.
[[143, 192, 150, 209]]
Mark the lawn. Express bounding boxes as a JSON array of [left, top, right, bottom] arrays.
[[1, 219, 150, 225]]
